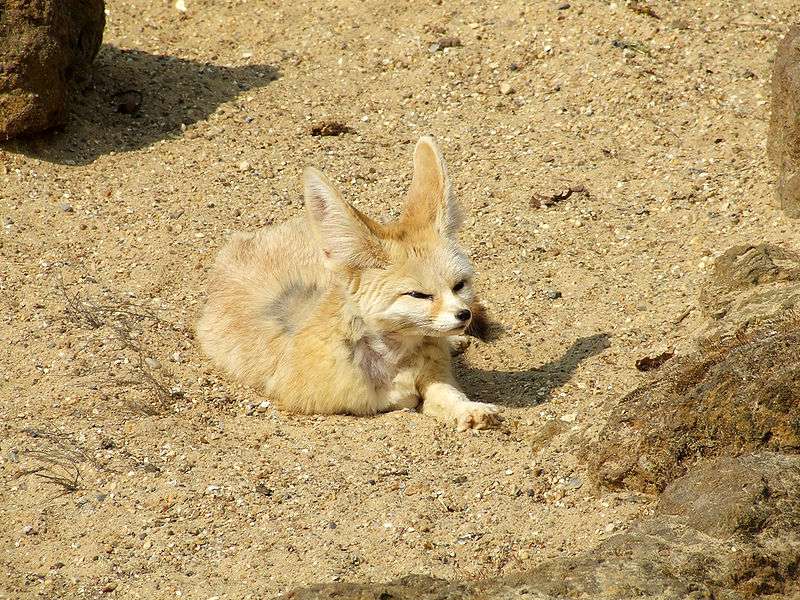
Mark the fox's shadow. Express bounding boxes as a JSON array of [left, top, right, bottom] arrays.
[[457, 333, 611, 407], [2, 45, 279, 165]]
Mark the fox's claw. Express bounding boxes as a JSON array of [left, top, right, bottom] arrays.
[[455, 401, 503, 431]]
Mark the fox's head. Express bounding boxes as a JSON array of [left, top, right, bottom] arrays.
[[304, 136, 476, 338]]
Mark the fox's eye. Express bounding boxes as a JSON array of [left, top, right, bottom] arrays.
[[452, 280, 466, 293], [405, 291, 433, 300]]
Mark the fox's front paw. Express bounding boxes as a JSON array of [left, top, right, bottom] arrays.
[[449, 335, 471, 356], [454, 401, 502, 431]]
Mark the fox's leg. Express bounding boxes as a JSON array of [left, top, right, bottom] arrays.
[[384, 389, 421, 411], [416, 339, 502, 431], [381, 368, 421, 412]]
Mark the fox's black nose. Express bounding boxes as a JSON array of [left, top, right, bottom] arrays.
[[456, 309, 472, 322]]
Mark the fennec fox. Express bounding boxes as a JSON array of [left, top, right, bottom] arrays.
[[196, 137, 502, 430]]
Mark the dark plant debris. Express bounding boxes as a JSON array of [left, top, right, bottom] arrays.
[[635, 350, 675, 372], [628, 2, 660, 19], [310, 120, 353, 137], [530, 183, 589, 208]]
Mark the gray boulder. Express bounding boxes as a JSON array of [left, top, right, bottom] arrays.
[[698, 244, 800, 342], [768, 25, 800, 217]]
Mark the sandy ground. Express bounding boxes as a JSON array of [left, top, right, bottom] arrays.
[[2, 0, 800, 598]]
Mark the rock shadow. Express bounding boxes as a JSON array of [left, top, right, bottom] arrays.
[[1, 45, 279, 165], [458, 333, 611, 407]]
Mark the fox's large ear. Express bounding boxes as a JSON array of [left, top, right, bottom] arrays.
[[401, 136, 463, 237], [304, 167, 385, 268]]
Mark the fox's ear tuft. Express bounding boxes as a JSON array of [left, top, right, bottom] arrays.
[[304, 167, 385, 268], [402, 136, 463, 237]]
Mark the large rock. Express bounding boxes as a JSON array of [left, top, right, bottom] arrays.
[[280, 454, 800, 600], [697, 244, 800, 342], [0, 0, 105, 140], [657, 453, 800, 542], [586, 316, 800, 493], [768, 25, 800, 218]]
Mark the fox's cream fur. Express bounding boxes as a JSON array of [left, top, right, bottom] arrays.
[[196, 137, 501, 430]]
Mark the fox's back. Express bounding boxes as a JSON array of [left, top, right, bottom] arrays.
[[196, 217, 330, 387]]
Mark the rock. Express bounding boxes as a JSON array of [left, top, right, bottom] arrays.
[[656, 453, 800, 540], [545, 290, 562, 300], [101, 582, 118, 593], [702, 245, 800, 303], [768, 25, 800, 217], [586, 315, 800, 493], [499, 82, 513, 95], [697, 244, 800, 341], [281, 454, 800, 600], [0, 0, 106, 140]]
